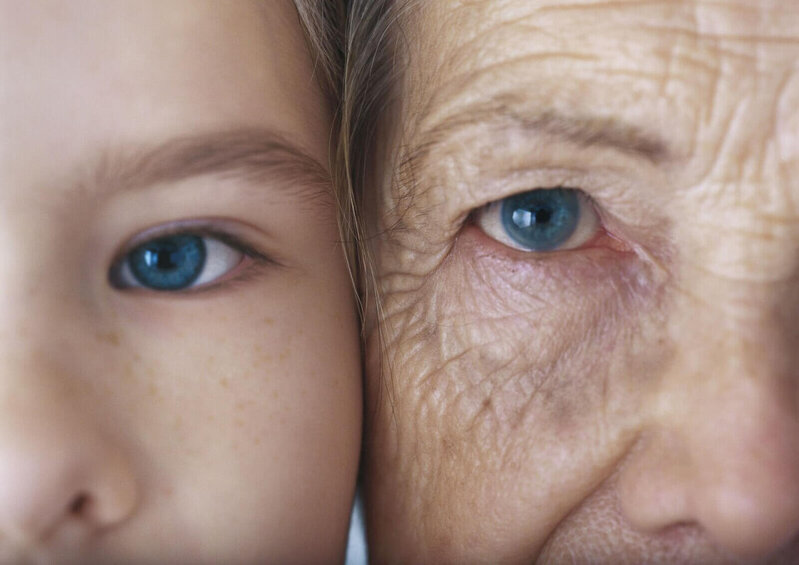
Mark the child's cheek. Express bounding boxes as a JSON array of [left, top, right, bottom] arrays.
[[96, 267, 360, 543]]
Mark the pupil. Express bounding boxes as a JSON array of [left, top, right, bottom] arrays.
[[145, 247, 181, 271], [534, 208, 552, 224], [158, 252, 175, 269]]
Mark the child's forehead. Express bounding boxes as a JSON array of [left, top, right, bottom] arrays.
[[0, 1, 331, 197]]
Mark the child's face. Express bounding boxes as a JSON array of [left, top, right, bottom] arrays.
[[0, 1, 361, 562]]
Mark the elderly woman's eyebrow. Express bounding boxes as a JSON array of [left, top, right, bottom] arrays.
[[83, 127, 331, 199], [401, 97, 672, 183]]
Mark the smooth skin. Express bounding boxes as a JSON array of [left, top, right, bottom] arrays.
[[364, 1, 799, 563], [0, 1, 360, 563]]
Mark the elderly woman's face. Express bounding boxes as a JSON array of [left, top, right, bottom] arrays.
[[365, 0, 799, 562]]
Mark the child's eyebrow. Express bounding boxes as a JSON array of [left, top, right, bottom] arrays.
[[87, 127, 332, 200]]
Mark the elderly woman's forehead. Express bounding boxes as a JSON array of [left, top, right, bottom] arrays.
[[397, 0, 799, 169], [406, 0, 799, 110], [420, 0, 798, 42]]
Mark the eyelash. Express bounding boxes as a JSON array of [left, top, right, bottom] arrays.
[[108, 223, 274, 294]]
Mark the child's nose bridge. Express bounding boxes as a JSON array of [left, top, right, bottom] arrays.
[[0, 198, 86, 303]]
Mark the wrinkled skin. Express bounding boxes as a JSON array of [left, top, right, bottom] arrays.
[[364, 1, 799, 563], [0, 1, 361, 563]]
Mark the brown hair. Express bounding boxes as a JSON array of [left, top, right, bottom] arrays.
[[339, 0, 413, 333], [292, 0, 365, 290], [293, 1, 345, 104], [295, 0, 408, 330], [337, 0, 424, 424]]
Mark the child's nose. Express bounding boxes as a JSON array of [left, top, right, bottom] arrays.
[[0, 384, 138, 555]]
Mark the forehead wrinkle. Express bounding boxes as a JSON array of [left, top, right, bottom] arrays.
[[399, 2, 700, 158], [409, 0, 799, 119]]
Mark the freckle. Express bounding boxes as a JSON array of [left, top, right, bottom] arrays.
[[262, 317, 274, 326], [121, 362, 134, 381], [97, 331, 120, 346], [220, 377, 229, 389], [235, 418, 244, 428], [207, 355, 215, 365], [253, 357, 271, 369], [148, 383, 159, 397]]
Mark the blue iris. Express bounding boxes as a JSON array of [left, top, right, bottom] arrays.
[[127, 234, 207, 290], [501, 188, 580, 251]]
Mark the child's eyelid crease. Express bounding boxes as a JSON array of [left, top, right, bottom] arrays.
[[115, 223, 281, 268]]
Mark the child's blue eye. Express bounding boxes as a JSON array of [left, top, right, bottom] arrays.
[[111, 233, 245, 291], [475, 187, 600, 252]]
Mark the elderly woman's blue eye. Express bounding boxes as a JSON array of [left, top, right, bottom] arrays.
[[111, 232, 245, 291], [501, 188, 579, 251], [476, 187, 600, 252]]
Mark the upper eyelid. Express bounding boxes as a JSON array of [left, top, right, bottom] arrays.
[[452, 168, 623, 227], [454, 160, 663, 239], [401, 103, 673, 189], [112, 219, 276, 266], [395, 116, 670, 225]]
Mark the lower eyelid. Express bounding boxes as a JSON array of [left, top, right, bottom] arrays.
[[458, 223, 632, 287], [467, 221, 626, 258]]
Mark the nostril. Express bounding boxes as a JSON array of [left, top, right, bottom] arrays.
[[68, 493, 89, 517]]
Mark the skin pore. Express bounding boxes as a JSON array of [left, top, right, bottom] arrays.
[[363, 0, 799, 563], [0, 1, 360, 563]]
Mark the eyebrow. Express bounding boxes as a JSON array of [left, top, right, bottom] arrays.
[[401, 96, 672, 184], [86, 127, 332, 200]]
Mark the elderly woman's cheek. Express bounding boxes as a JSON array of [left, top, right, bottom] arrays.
[[386, 230, 665, 460]]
